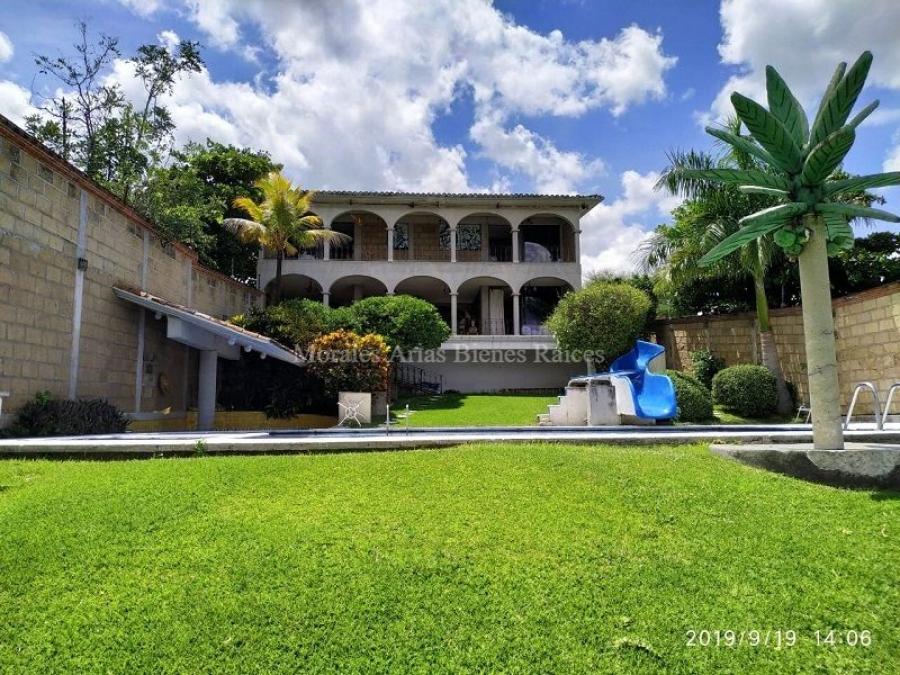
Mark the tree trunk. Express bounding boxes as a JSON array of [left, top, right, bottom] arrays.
[[797, 214, 843, 450], [272, 250, 283, 306], [752, 269, 792, 415]]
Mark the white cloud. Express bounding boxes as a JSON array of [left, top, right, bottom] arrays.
[[469, 110, 604, 193], [0, 30, 13, 62], [706, 0, 900, 169], [107, 0, 675, 193], [580, 170, 681, 276], [157, 30, 180, 52], [0, 80, 36, 126], [118, 0, 163, 18]]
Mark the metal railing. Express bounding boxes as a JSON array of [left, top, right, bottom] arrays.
[[844, 381, 883, 430], [393, 363, 443, 395]]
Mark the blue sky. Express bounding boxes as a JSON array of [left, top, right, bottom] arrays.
[[1, 0, 899, 273]]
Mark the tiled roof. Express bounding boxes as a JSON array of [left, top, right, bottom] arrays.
[[314, 190, 603, 208]]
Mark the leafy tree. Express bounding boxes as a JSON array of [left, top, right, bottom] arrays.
[[26, 22, 202, 203], [546, 281, 651, 370], [674, 51, 900, 449], [339, 295, 450, 353], [138, 140, 280, 280], [224, 172, 347, 303]]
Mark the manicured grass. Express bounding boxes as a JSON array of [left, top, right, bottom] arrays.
[[0, 445, 896, 673], [713, 405, 796, 425], [392, 392, 556, 426]]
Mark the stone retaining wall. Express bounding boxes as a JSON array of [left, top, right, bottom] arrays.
[[654, 282, 900, 414]]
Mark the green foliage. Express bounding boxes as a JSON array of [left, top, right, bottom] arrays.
[[547, 282, 651, 366], [690, 349, 725, 389], [139, 140, 280, 281], [712, 365, 778, 418], [307, 330, 391, 394], [675, 50, 900, 266], [232, 298, 331, 352], [340, 295, 450, 353], [11, 394, 128, 437], [665, 370, 714, 422]]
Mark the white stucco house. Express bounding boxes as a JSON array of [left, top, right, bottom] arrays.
[[256, 191, 602, 391]]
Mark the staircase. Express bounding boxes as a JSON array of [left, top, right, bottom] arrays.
[[393, 363, 444, 395], [537, 386, 588, 426]]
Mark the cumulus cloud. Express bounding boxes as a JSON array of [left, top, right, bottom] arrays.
[[579, 170, 681, 277], [470, 111, 604, 193], [0, 30, 13, 62], [106, 0, 674, 193], [0, 80, 36, 126]]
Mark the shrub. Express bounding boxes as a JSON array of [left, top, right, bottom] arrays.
[[546, 282, 651, 369], [342, 295, 450, 353], [690, 349, 725, 389], [232, 298, 331, 352], [712, 365, 778, 418], [307, 330, 391, 394], [13, 394, 128, 437], [665, 370, 713, 423]]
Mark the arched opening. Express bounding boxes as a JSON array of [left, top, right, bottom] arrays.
[[519, 214, 576, 263], [456, 213, 513, 262], [393, 276, 451, 324], [520, 277, 573, 335], [395, 212, 451, 262], [330, 211, 386, 261], [456, 276, 514, 335], [269, 274, 323, 304], [329, 275, 388, 307]]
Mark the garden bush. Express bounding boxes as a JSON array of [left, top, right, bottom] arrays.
[[665, 370, 713, 422], [546, 282, 651, 369], [690, 349, 725, 389], [307, 330, 391, 394], [712, 364, 778, 418], [232, 298, 331, 351], [341, 295, 450, 353], [12, 393, 128, 437]]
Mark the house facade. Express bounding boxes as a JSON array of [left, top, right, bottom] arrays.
[[258, 191, 602, 391]]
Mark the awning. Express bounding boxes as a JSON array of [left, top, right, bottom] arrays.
[[114, 287, 304, 365]]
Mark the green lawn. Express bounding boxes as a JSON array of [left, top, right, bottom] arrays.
[[391, 392, 556, 426], [1, 445, 897, 673]]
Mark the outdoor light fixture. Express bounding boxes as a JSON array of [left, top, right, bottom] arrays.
[[244, 345, 252, 352], [76, 257, 88, 271]]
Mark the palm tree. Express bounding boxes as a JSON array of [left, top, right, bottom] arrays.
[[224, 171, 348, 304], [671, 51, 900, 450], [644, 144, 794, 414]]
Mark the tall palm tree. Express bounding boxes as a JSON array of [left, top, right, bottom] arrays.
[[644, 142, 793, 414], [671, 51, 900, 450], [224, 171, 348, 304]]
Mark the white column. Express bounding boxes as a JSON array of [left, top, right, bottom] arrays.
[[323, 222, 331, 261], [387, 226, 394, 262], [322, 292, 330, 308], [450, 292, 458, 336], [197, 349, 218, 431], [512, 293, 521, 335], [449, 226, 457, 263], [574, 228, 582, 262], [512, 228, 520, 263], [353, 220, 362, 261]]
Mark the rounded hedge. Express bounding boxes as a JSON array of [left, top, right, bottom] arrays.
[[343, 295, 450, 353], [665, 370, 713, 423], [546, 282, 651, 368], [712, 364, 778, 418], [232, 298, 330, 351], [13, 395, 128, 437]]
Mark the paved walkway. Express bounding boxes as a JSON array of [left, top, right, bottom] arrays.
[[1, 423, 898, 457]]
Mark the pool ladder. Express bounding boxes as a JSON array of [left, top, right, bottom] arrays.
[[843, 382, 900, 431]]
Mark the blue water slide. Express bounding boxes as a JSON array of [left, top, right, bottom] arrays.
[[608, 340, 677, 420]]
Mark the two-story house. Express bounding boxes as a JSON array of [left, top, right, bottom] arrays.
[[257, 191, 602, 391]]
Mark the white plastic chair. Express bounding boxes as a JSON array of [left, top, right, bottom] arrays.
[[337, 399, 364, 427]]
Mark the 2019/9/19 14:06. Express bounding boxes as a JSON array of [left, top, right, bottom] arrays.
[[685, 629, 873, 648]]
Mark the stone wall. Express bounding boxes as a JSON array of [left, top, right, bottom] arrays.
[[654, 282, 900, 414], [0, 117, 262, 422]]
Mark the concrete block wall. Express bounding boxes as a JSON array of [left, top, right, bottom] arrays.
[[654, 282, 900, 414], [0, 120, 263, 422]]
